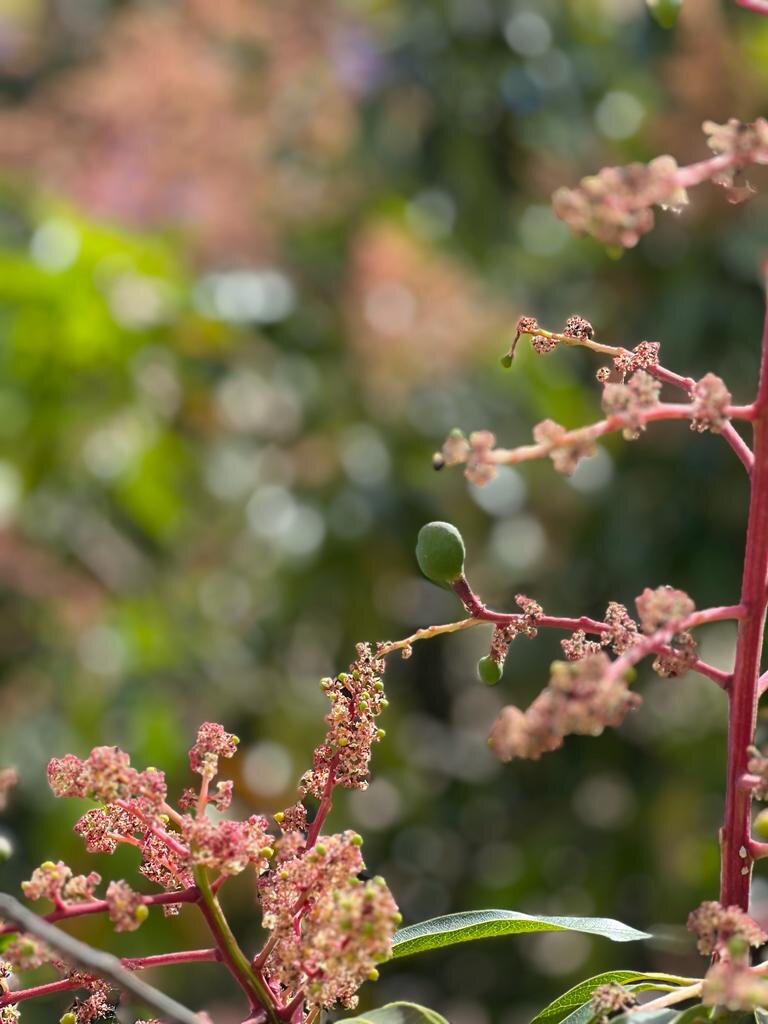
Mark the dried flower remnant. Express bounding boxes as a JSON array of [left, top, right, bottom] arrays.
[[703, 118, 768, 203], [563, 315, 594, 341], [601, 370, 662, 439], [652, 631, 698, 678], [635, 586, 696, 634], [488, 653, 641, 762], [591, 982, 638, 1023], [68, 973, 114, 1024], [603, 603, 641, 654]]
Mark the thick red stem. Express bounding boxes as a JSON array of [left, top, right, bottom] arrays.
[[720, 292, 768, 909]]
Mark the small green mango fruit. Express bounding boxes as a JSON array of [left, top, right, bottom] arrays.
[[477, 656, 503, 685], [415, 521, 466, 586]]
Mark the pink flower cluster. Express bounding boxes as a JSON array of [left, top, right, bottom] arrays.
[[531, 419, 597, 476], [703, 118, 768, 204], [687, 900, 767, 956], [45, 722, 272, 916], [21, 861, 100, 906], [300, 643, 389, 797], [488, 653, 641, 762], [691, 373, 732, 434], [433, 428, 498, 486], [552, 155, 688, 248], [259, 830, 400, 1009], [689, 900, 768, 1008]]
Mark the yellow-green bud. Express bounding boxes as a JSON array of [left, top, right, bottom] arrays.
[[134, 904, 149, 924], [60, 1013, 77, 1024], [350, 833, 363, 846], [367, 968, 380, 982]]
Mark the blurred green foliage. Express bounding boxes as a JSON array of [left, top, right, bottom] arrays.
[[0, 1, 767, 1022]]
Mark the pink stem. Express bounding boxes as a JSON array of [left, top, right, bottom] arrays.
[[116, 799, 190, 858], [0, 950, 220, 1007], [305, 761, 338, 850], [123, 948, 221, 970], [720, 290, 768, 910], [487, 403, 751, 470], [0, 978, 79, 1008], [452, 577, 740, 689], [0, 886, 200, 936], [720, 422, 756, 473], [648, 365, 754, 471]]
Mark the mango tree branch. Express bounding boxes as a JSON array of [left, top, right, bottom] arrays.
[[0, 892, 203, 1024]]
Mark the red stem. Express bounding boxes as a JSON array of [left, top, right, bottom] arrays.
[[123, 948, 221, 970], [0, 978, 79, 1008], [452, 577, 740, 689], [305, 760, 338, 850], [720, 291, 768, 910], [0, 950, 219, 1008], [0, 886, 200, 937]]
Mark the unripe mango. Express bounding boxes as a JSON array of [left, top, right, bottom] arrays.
[[477, 655, 503, 686], [415, 522, 465, 586]]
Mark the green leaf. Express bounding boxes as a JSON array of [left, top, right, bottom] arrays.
[[531, 971, 700, 1024], [672, 1006, 712, 1024], [532, 972, 647, 1024], [391, 910, 651, 959], [339, 1002, 449, 1024], [555, 1004, 594, 1024]]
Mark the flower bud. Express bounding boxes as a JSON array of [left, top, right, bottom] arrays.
[[134, 903, 149, 924], [0, 836, 12, 862], [60, 1014, 77, 1024], [477, 656, 503, 685], [415, 521, 466, 586]]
